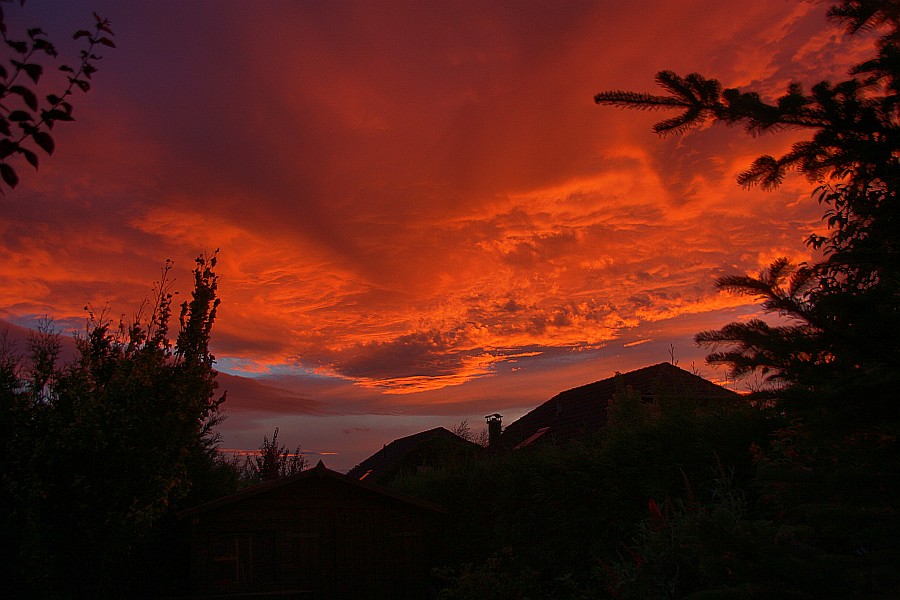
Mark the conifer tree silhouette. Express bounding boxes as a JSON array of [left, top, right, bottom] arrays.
[[596, 0, 899, 393]]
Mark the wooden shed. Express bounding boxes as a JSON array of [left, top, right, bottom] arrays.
[[179, 460, 444, 599]]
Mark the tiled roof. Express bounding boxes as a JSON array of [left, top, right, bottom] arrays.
[[499, 362, 738, 448], [346, 427, 480, 482]]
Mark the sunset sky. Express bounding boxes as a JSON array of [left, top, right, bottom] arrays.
[[1, 1, 873, 471]]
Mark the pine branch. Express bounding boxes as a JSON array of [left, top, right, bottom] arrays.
[[593, 90, 691, 110]]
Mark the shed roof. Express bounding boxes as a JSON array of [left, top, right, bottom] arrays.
[[499, 362, 738, 448], [180, 460, 445, 517], [346, 426, 480, 482]]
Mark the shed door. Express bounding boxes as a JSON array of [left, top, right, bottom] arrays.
[[207, 531, 275, 592], [291, 510, 377, 599]]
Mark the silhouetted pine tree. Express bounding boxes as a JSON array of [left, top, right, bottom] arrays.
[[596, 0, 899, 397]]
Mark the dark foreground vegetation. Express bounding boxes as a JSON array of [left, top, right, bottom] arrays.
[[393, 387, 899, 598], [0, 254, 307, 598], [0, 255, 237, 598]]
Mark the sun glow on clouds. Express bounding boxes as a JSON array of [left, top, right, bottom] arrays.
[[127, 161, 793, 395], [0, 0, 869, 421]]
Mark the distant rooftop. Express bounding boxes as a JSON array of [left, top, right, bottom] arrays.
[[347, 426, 480, 483], [499, 362, 738, 449]]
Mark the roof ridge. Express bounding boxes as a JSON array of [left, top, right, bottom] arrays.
[[499, 362, 737, 448]]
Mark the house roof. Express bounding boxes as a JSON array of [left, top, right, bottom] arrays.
[[499, 362, 739, 448], [346, 426, 480, 482], [179, 460, 445, 517]]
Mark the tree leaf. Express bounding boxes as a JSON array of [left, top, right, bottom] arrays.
[[10, 85, 38, 110], [98, 37, 116, 48], [73, 30, 92, 40], [20, 147, 38, 168], [22, 63, 42, 83], [94, 14, 114, 34], [70, 78, 90, 92], [1, 163, 19, 187], [0, 139, 17, 159], [6, 39, 27, 53], [8, 110, 33, 122], [33, 131, 54, 155], [32, 38, 57, 57], [41, 109, 74, 123]]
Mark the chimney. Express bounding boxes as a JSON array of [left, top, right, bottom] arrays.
[[485, 413, 502, 448]]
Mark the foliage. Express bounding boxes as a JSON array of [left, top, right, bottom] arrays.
[[693, 259, 829, 385], [602, 414, 900, 599], [605, 376, 652, 431], [243, 426, 309, 483], [0, 253, 230, 598], [0, 1, 114, 190], [431, 547, 542, 600], [452, 419, 490, 447], [393, 396, 775, 598], [595, 0, 900, 392], [598, 464, 773, 600], [397, 390, 898, 598]]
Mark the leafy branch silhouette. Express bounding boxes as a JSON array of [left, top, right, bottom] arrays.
[[0, 5, 114, 190]]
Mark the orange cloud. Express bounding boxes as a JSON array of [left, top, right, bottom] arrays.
[[0, 1, 868, 432]]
